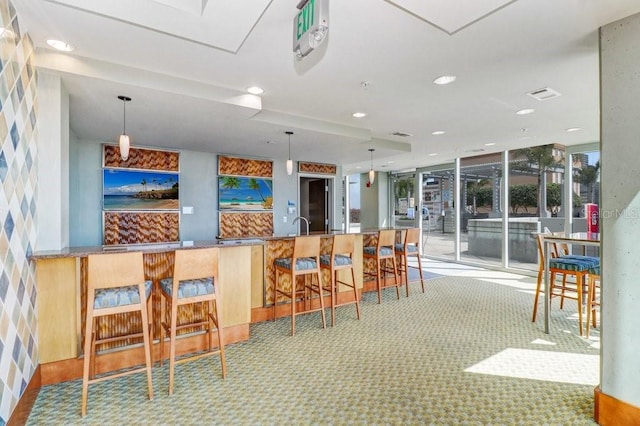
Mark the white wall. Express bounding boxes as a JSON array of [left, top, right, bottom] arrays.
[[68, 146, 323, 244], [36, 73, 69, 250], [360, 171, 390, 229], [600, 11, 640, 408]]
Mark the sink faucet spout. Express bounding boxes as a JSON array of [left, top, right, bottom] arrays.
[[292, 216, 310, 235]]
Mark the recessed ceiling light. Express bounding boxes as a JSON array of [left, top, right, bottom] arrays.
[[352, 112, 367, 118], [247, 86, 264, 95], [516, 108, 535, 115], [484, 143, 496, 146], [433, 75, 456, 85], [431, 130, 445, 135], [566, 127, 581, 132], [355, 166, 362, 169], [428, 153, 438, 156], [46, 39, 75, 52], [387, 161, 394, 164], [391, 131, 413, 137]]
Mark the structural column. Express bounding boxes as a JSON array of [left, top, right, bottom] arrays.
[[597, 11, 640, 424]]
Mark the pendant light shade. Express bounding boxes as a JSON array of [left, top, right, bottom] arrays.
[[119, 134, 130, 162], [118, 95, 132, 161], [286, 131, 294, 175], [368, 148, 375, 185]]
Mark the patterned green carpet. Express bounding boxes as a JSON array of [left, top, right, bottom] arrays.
[[28, 272, 599, 425]]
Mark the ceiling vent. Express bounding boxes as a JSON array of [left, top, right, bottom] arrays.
[[527, 87, 561, 101], [391, 131, 413, 137]]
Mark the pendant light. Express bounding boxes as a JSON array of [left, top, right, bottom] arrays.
[[285, 131, 294, 175], [368, 148, 375, 184], [118, 95, 132, 161]]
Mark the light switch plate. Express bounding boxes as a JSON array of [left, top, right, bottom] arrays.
[[182, 206, 194, 214]]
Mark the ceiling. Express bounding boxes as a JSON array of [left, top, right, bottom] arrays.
[[14, 0, 640, 175]]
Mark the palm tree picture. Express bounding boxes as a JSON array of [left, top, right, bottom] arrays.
[[219, 176, 273, 210]]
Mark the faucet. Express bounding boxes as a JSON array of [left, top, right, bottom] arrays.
[[292, 216, 310, 235]]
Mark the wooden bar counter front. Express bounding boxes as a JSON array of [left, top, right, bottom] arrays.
[[32, 241, 261, 385]]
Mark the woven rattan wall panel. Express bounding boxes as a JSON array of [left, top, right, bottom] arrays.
[[219, 212, 273, 238], [218, 155, 273, 177], [104, 212, 180, 245], [104, 145, 179, 171], [298, 162, 336, 175]]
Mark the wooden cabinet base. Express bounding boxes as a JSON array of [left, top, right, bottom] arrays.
[[594, 386, 640, 425], [40, 324, 248, 385]]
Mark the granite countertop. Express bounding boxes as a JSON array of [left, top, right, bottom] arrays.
[[30, 239, 266, 260], [264, 228, 406, 240]]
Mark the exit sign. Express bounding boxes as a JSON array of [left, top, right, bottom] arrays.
[[293, 0, 329, 59]]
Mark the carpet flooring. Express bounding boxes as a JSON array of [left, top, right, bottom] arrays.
[[27, 264, 599, 425]]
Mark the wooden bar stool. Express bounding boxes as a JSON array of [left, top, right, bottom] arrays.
[[320, 234, 360, 326], [363, 229, 399, 304], [273, 236, 327, 335], [531, 234, 599, 335], [159, 247, 226, 395], [394, 228, 425, 297], [585, 266, 601, 338], [82, 251, 154, 417]]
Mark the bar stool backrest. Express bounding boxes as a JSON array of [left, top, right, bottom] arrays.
[[172, 248, 218, 290], [88, 251, 145, 291], [404, 228, 420, 247], [377, 230, 396, 250], [293, 235, 321, 260], [332, 234, 355, 257]]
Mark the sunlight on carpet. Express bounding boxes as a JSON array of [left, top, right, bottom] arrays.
[[464, 348, 599, 386]]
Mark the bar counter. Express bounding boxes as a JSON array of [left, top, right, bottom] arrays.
[[31, 229, 407, 385], [30, 240, 264, 385]]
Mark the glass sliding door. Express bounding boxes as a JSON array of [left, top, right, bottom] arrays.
[[460, 154, 503, 267], [421, 166, 456, 260], [347, 174, 361, 233], [507, 144, 566, 271], [571, 149, 600, 233], [391, 173, 417, 228]]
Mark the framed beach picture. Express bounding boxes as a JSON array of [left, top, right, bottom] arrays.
[[103, 169, 179, 211], [219, 176, 273, 210]]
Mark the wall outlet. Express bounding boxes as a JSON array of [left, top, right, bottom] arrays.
[[283, 216, 287, 223], [182, 206, 194, 215]]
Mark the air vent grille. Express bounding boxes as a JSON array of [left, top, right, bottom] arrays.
[[527, 87, 561, 101]]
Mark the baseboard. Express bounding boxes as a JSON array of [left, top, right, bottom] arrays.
[[251, 290, 362, 323], [41, 324, 249, 385], [7, 365, 41, 426], [594, 386, 640, 425]]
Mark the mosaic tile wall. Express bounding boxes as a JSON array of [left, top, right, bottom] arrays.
[[0, 1, 39, 424]]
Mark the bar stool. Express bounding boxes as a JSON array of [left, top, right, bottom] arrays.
[[273, 235, 326, 335], [363, 229, 400, 304], [394, 228, 425, 297], [320, 234, 360, 326], [531, 232, 582, 322], [82, 251, 154, 417], [532, 234, 599, 335], [585, 266, 601, 338], [159, 247, 226, 395]]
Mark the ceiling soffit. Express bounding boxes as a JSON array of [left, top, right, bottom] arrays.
[[386, 0, 518, 34], [44, 0, 272, 52]]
